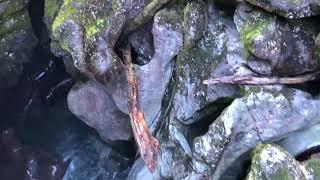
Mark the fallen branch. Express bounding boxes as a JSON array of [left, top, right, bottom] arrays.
[[122, 0, 172, 37], [122, 45, 159, 172], [203, 71, 320, 85]]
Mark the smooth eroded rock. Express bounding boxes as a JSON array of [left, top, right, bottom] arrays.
[[67, 79, 132, 141]]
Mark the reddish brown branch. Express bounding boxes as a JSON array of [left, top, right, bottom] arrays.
[[203, 71, 320, 85], [122, 45, 159, 172]]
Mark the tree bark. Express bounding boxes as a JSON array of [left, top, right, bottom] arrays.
[[122, 45, 159, 172]]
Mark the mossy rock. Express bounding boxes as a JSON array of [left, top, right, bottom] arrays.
[[51, 0, 113, 39], [240, 21, 269, 59], [247, 144, 309, 180], [0, 0, 37, 88], [306, 158, 320, 179], [235, 3, 320, 76]]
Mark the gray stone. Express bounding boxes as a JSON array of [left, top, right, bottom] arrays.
[[278, 123, 320, 157], [183, 1, 207, 48], [246, 0, 320, 18], [192, 86, 320, 179], [67, 79, 132, 141], [234, 3, 320, 76], [63, 136, 130, 180], [173, 3, 244, 124], [246, 144, 312, 180]]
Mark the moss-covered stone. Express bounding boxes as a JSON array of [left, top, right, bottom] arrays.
[[240, 21, 269, 59], [51, 0, 78, 32], [44, 0, 64, 27], [0, 0, 28, 19], [51, 0, 114, 41], [0, 9, 31, 37], [0, 0, 37, 88], [271, 168, 291, 180], [85, 18, 107, 39], [306, 158, 320, 179], [247, 144, 309, 180], [246, 0, 320, 18]]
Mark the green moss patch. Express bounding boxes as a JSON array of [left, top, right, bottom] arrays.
[[306, 158, 320, 179], [0, 9, 31, 37], [271, 167, 291, 180], [85, 18, 107, 39], [240, 21, 269, 59]]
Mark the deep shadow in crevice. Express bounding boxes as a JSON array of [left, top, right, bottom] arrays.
[[296, 145, 320, 161], [222, 150, 252, 180], [187, 97, 234, 143], [28, 0, 47, 42], [287, 79, 320, 97]]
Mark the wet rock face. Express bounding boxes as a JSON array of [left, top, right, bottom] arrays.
[[246, 0, 320, 18], [67, 79, 132, 141], [173, 3, 243, 124], [192, 86, 320, 179], [0, 0, 38, 88], [234, 3, 320, 76], [0, 128, 68, 180], [247, 144, 315, 180]]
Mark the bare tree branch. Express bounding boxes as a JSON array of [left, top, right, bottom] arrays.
[[122, 45, 159, 172], [203, 71, 320, 85]]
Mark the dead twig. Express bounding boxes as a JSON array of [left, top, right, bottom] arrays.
[[122, 45, 159, 172], [203, 70, 320, 85]]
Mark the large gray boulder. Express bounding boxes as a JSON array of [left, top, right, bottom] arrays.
[[46, 0, 148, 77], [192, 86, 320, 179]]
